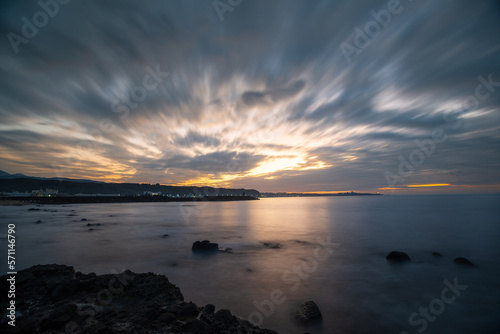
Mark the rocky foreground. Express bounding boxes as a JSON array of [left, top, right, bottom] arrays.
[[0, 264, 278, 334]]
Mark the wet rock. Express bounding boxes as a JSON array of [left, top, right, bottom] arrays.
[[191, 319, 212, 334], [432, 252, 443, 257], [157, 312, 176, 323], [28, 208, 40, 211], [81, 218, 87, 221], [192, 240, 219, 252], [213, 309, 233, 322], [262, 242, 282, 249], [202, 304, 215, 315], [0, 264, 278, 334], [34, 220, 42, 224], [39, 303, 77, 331], [454, 257, 474, 266], [161, 234, 169, 238], [88, 228, 94, 231], [296, 301, 322, 323], [177, 302, 199, 317], [386, 251, 411, 262], [51, 279, 80, 299]]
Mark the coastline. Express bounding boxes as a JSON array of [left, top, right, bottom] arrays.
[[0, 196, 259, 205], [0, 264, 278, 333]]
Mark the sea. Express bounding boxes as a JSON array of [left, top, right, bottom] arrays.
[[1, 194, 499, 334]]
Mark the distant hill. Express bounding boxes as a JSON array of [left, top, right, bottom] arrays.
[[0, 170, 104, 183], [0, 171, 260, 197]]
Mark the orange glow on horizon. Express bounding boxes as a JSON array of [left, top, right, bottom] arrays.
[[407, 184, 451, 188]]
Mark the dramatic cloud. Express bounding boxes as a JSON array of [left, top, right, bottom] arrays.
[[0, 0, 499, 193]]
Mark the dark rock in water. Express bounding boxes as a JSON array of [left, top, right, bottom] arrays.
[[432, 252, 443, 257], [0, 264, 277, 334], [454, 257, 474, 266], [88, 228, 94, 231], [192, 240, 219, 252], [262, 242, 282, 249], [28, 208, 40, 211], [81, 218, 87, 221], [161, 234, 169, 238], [296, 301, 322, 323], [34, 220, 42, 224], [386, 251, 411, 262]]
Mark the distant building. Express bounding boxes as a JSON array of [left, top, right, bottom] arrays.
[[31, 188, 59, 196]]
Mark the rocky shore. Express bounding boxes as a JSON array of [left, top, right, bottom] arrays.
[[0, 264, 278, 334]]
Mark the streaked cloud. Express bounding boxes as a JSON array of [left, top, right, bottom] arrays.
[[0, 0, 499, 194]]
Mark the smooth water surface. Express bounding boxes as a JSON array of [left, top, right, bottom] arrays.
[[1, 195, 499, 333]]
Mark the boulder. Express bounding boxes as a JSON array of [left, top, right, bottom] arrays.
[[0, 264, 278, 334], [386, 251, 411, 262], [192, 240, 219, 252], [213, 309, 233, 322], [453, 257, 474, 266], [262, 242, 282, 249], [296, 301, 322, 323]]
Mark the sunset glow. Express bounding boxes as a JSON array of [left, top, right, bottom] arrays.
[[0, 1, 499, 195]]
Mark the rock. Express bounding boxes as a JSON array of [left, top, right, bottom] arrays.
[[192, 240, 219, 252], [213, 309, 233, 322], [51, 279, 80, 299], [454, 257, 474, 266], [202, 304, 215, 315], [28, 208, 40, 211], [81, 218, 87, 221], [161, 234, 169, 238], [432, 252, 443, 257], [386, 251, 411, 262], [296, 301, 322, 323], [34, 220, 42, 224], [39, 303, 77, 331], [262, 242, 282, 249], [177, 302, 199, 317], [0, 264, 278, 334], [191, 319, 212, 334], [157, 312, 176, 323], [88, 228, 94, 231]]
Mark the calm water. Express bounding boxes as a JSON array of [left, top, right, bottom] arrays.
[[1, 195, 500, 333]]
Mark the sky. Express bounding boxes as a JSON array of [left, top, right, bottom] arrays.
[[0, 0, 499, 194]]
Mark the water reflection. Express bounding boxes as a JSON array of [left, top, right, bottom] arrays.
[[1, 195, 499, 333]]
